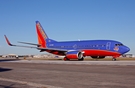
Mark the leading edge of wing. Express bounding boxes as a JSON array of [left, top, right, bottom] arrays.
[[4, 35, 68, 52], [18, 41, 41, 47]]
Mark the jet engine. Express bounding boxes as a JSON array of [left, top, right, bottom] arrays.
[[65, 51, 84, 60]]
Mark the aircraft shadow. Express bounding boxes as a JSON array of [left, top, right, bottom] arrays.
[[0, 59, 20, 62], [0, 67, 12, 72], [0, 84, 15, 88]]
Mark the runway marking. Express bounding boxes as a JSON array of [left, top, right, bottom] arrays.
[[0, 77, 62, 88]]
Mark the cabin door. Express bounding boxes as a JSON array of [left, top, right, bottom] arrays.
[[106, 42, 111, 50]]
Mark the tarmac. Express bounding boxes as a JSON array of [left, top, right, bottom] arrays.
[[5, 59, 135, 65], [0, 59, 135, 88]]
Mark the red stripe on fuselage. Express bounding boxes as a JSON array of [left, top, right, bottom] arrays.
[[82, 49, 121, 57], [44, 49, 121, 57]]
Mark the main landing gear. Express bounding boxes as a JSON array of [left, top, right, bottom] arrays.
[[64, 57, 69, 61], [112, 58, 116, 61], [63, 57, 84, 61]]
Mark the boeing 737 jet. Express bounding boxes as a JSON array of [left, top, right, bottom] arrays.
[[5, 21, 130, 61]]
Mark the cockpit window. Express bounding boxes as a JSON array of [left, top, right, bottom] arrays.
[[115, 44, 123, 46], [120, 44, 123, 46]]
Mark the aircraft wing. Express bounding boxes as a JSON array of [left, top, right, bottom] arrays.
[[18, 41, 41, 47], [4, 35, 68, 52]]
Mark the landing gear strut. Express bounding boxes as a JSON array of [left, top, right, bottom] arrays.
[[64, 57, 69, 61], [112, 56, 119, 61], [112, 58, 116, 61]]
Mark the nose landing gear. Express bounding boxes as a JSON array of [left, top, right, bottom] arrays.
[[112, 55, 120, 61]]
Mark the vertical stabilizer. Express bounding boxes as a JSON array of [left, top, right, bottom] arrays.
[[36, 21, 48, 48]]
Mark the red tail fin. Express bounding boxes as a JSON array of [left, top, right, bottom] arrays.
[[36, 21, 48, 48]]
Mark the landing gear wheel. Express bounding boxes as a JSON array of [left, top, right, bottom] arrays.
[[64, 57, 69, 61], [112, 58, 116, 61]]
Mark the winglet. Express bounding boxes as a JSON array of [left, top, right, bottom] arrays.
[[4, 35, 13, 46]]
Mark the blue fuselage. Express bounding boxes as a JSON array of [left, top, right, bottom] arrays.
[[46, 40, 130, 56]]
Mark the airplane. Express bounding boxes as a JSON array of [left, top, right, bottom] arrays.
[[4, 21, 130, 61]]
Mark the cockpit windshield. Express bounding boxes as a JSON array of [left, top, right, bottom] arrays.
[[115, 44, 123, 46]]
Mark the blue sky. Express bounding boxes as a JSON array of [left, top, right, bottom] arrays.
[[0, 0, 135, 55]]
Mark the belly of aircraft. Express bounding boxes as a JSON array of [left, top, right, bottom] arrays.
[[82, 49, 121, 56]]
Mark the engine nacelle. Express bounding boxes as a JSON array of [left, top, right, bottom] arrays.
[[91, 56, 105, 59], [66, 51, 83, 59]]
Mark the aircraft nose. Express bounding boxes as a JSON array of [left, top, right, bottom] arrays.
[[126, 46, 130, 52], [126, 47, 130, 52], [123, 46, 130, 54]]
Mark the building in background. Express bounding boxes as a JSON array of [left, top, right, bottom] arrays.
[[2, 54, 18, 58]]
